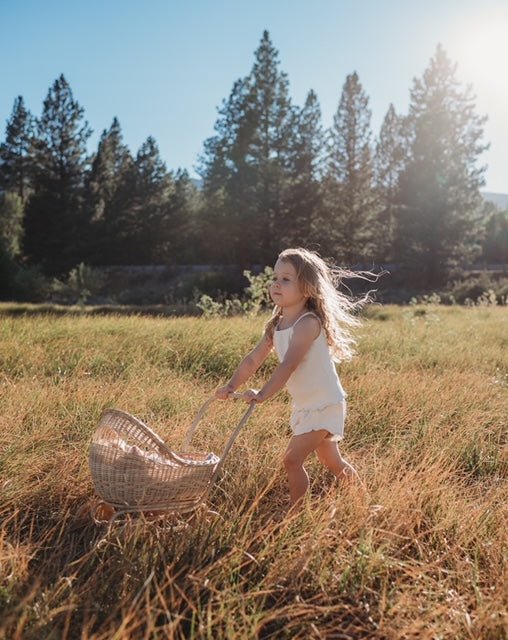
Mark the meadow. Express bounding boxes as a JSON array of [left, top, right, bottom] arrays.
[[0, 303, 506, 639]]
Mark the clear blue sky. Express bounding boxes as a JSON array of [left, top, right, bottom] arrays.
[[2, 0, 507, 192]]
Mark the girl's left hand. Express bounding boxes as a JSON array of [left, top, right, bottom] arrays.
[[241, 389, 264, 404]]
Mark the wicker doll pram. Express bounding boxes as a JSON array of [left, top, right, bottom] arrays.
[[88, 393, 255, 517]]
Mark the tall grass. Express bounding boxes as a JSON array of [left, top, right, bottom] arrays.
[[0, 304, 506, 639]]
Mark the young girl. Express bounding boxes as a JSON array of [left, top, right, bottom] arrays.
[[215, 247, 379, 508]]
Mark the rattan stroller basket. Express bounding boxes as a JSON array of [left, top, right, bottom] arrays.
[[89, 393, 255, 515]]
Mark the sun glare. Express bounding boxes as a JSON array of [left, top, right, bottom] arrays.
[[449, 7, 508, 101]]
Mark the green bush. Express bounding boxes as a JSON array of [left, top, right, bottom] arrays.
[[0, 248, 52, 302], [166, 270, 246, 303], [11, 265, 51, 301], [243, 266, 274, 313], [196, 266, 274, 317], [51, 263, 105, 305], [444, 272, 508, 305]]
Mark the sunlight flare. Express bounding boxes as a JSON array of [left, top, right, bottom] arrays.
[[449, 6, 508, 100]]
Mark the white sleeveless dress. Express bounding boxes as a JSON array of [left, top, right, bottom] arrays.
[[272, 311, 347, 442]]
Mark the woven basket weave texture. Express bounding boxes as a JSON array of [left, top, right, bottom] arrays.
[[89, 409, 219, 512]]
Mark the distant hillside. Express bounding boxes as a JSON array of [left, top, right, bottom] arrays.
[[482, 192, 508, 210]]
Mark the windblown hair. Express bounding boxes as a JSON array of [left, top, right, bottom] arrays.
[[264, 248, 385, 362]]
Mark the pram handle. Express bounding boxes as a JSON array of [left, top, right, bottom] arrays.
[[181, 394, 257, 483]]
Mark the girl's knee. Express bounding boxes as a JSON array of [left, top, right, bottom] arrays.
[[283, 449, 304, 471]]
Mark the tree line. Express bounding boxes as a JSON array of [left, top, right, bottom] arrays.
[[1, 30, 507, 292]]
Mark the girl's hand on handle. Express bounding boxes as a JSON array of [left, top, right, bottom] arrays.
[[214, 384, 236, 400], [240, 389, 264, 404]]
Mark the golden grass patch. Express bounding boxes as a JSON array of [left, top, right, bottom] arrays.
[[0, 305, 506, 638]]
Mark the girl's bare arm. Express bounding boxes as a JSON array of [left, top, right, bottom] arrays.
[[224, 334, 273, 391]]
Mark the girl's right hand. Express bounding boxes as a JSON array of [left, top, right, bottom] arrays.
[[214, 384, 235, 400]]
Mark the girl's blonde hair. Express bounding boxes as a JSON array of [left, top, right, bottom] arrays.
[[264, 247, 384, 362]]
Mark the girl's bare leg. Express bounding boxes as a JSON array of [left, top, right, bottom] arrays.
[[283, 430, 329, 508], [315, 439, 366, 491]]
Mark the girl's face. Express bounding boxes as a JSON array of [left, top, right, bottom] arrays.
[[269, 259, 307, 308]]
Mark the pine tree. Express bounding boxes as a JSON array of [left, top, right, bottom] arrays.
[[479, 203, 508, 264], [86, 117, 131, 222], [373, 104, 411, 262], [155, 168, 199, 264], [324, 72, 379, 264], [83, 117, 134, 264], [94, 135, 179, 265], [0, 192, 24, 258], [247, 30, 296, 263], [198, 31, 297, 265], [23, 75, 92, 275], [0, 96, 35, 202], [130, 136, 174, 263], [102, 154, 139, 264], [197, 76, 254, 264], [282, 90, 325, 249], [394, 44, 489, 287]]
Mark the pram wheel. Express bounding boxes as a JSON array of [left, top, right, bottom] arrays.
[[91, 499, 116, 523]]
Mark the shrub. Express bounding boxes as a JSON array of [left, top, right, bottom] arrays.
[[196, 266, 274, 318], [11, 265, 51, 301], [242, 266, 274, 313], [51, 263, 105, 305], [168, 270, 246, 303], [409, 292, 442, 306], [445, 273, 508, 305]]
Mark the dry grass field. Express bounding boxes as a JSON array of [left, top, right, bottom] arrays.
[[0, 303, 506, 639]]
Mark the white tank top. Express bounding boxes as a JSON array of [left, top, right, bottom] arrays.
[[272, 311, 347, 411]]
